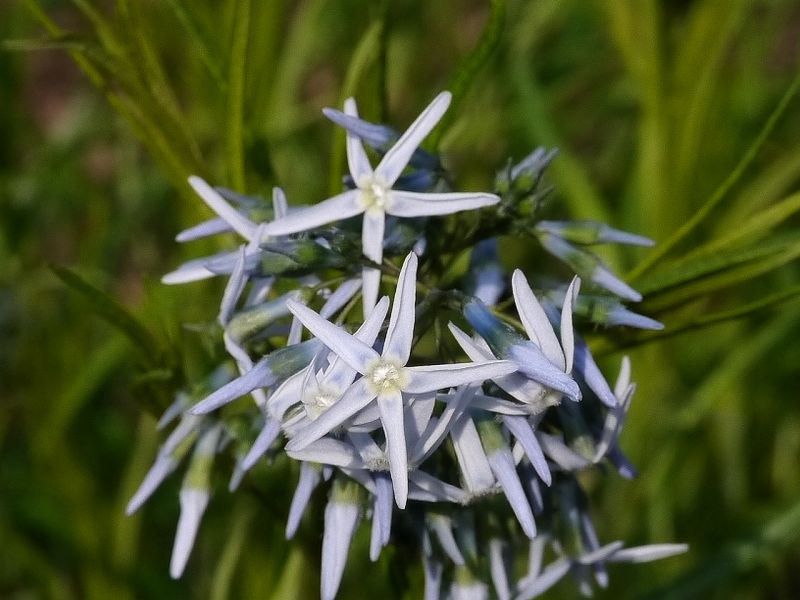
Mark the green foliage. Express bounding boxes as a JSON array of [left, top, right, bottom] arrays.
[[2, 0, 799, 598]]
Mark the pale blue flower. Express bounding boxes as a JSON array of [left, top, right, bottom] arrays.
[[285, 253, 516, 508], [263, 93, 500, 316]]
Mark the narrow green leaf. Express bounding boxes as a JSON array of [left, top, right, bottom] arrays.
[[679, 191, 800, 264], [670, 0, 748, 215], [628, 68, 800, 281], [117, 0, 203, 164], [637, 230, 800, 296], [210, 502, 255, 600], [2, 34, 91, 52], [50, 265, 161, 363], [164, 0, 227, 90], [599, 283, 800, 354], [327, 19, 385, 195], [509, 59, 615, 232], [647, 499, 800, 599], [227, 0, 251, 191], [428, 0, 506, 149]]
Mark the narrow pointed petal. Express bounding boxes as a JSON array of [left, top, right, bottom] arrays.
[[489, 539, 511, 600], [429, 514, 465, 565], [614, 356, 632, 399], [285, 378, 377, 451], [169, 488, 209, 578], [527, 536, 547, 579], [157, 396, 187, 431], [388, 190, 499, 217], [448, 322, 553, 411], [408, 470, 468, 503], [608, 543, 688, 563], [404, 393, 436, 448], [507, 343, 581, 401], [573, 341, 617, 408], [241, 418, 282, 472], [286, 463, 322, 539], [176, 217, 230, 242], [267, 365, 309, 420], [263, 189, 362, 236], [287, 438, 364, 468], [361, 209, 385, 318], [219, 246, 248, 326], [537, 432, 592, 471], [512, 270, 565, 369], [348, 431, 385, 465], [162, 256, 218, 284], [188, 176, 257, 242], [369, 473, 393, 560], [161, 414, 202, 457], [361, 266, 381, 320], [422, 553, 444, 600], [319, 278, 362, 319], [410, 387, 474, 465], [488, 448, 536, 538], [502, 415, 551, 486], [405, 361, 516, 394], [323, 296, 390, 392], [321, 501, 360, 600], [362, 210, 385, 265], [343, 97, 374, 180], [272, 186, 288, 220], [596, 223, 654, 246], [126, 455, 177, 515], [517, 558, 571, 600], [287, 300, 378, 372], [561, 276, 580, 373], [191, 360, 273, 414], [591, 264, 642, 302], [383, 252, 418, 363], [578, 541, 625, 564], [375, 91, 451, 185], [470, 393, 531, 415], [451, 415, 495, 494], [323, 106, 395, 151], [287, 314, 304, 346], [377, 391, 409, 508]]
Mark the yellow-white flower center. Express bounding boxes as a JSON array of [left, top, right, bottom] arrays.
[[302, 385, 339, 420], [358, 175, 390, 212], [365, 358, 406, 394]]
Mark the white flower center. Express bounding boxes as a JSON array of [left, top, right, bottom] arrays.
[[357, 175, 391, 212], [302, 384, 340, 420], [365, 358, 406, 394]]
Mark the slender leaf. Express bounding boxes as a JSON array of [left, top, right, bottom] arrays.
[[428, 0, 507, 149], [637, 230, 800, 296], [227, 0, 251, 191], [629, 68, 800, 280], [644, 238, 800, 311], [327, 19, 385, 195], [50, 265, 162, 363]]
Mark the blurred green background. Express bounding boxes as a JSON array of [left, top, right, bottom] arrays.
[[2, 0, 800, 598]]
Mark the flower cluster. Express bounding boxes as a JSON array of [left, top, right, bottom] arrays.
[[131, 91, 685, 598]]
